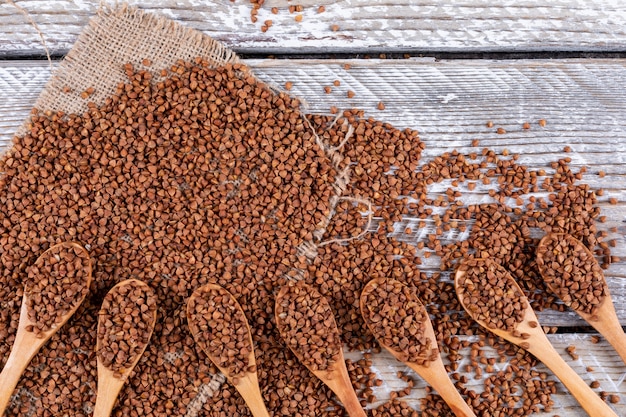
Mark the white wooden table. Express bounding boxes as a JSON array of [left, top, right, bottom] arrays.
[[1, 1, 626, 416]]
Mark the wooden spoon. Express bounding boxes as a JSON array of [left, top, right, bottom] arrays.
[[455, 258, 619, 417], [187, 283, 270, 417], [0, 242, 92, 415], [536, 233, 626, 365], [275, 281, 367, 417], [94, 279, 157, 417], [360, 278, 476, 417]]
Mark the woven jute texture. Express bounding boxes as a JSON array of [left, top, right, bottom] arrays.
[[2, 3, 368, 416], [34, 3, 238, 116]]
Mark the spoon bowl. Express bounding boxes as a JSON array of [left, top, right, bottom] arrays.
[[360, 277, 476, 417], [275, 280, 366, 417], [0, 242, 92, 415], [536, 233, 626, 365], [94, 279, 157, 417], [455, 258, 618, 417], [187, 283, 270, 417]]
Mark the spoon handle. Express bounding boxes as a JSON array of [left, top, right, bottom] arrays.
[[0, 332, 42, 415], [233, 373, 271, 417], [601, 326, 626, 367], [528, 335, 619, 417], [333, 377, 367, 417], [323, 362, 367, 417], [0, 301, 49, 415], [587, 298, 626, 366], [93, 365, 126, 417], [409, 358, 476, 417]]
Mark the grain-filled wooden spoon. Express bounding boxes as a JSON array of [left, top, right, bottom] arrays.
[[0, 242, 92, 415], [187, 283, 270, 417], [455, 258, 619, 417], [360, 278, 477, 417], [536, 232, 626, 365], [94, 279, 157, 417], [275, 280, 367, 417]]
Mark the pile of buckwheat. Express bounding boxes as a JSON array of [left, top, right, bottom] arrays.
[[456, 259, 529, 332], [187, 284, 256, 383], [275, 280, 342, 372], [96, 279, 157, 377], [361, 278, 437, 365], [0, 55, 618, 416], [23, 242, 91, 337], [536, 234, 607, 315], [0, 59, 341, 416]]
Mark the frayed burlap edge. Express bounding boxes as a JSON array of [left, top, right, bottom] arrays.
[[11, 2, 371, 415]]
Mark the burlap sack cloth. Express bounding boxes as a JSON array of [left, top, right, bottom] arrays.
[[4, 2, 369, 416]]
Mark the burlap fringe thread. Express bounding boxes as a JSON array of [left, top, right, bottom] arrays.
[[14, 2, 373, 415], [297, 118, 373, 262]]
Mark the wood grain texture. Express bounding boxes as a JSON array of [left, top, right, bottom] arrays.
[[2, 0, 626, 56]]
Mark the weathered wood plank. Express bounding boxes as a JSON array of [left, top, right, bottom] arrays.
[[1, 58, 625, 330], [2, 0, 626, 56]]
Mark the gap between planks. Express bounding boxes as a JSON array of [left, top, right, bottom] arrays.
[[2, 0, 626, 56]]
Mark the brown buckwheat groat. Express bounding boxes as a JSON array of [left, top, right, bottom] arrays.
[[536, 234, 607, 316], [361, 278, 437, 365], [275, 280, 342, 372], [187, 284, 255, 381], [456, 258, 528, 332], [96, 279, 157, 376], [23, 242, 91, 337]]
